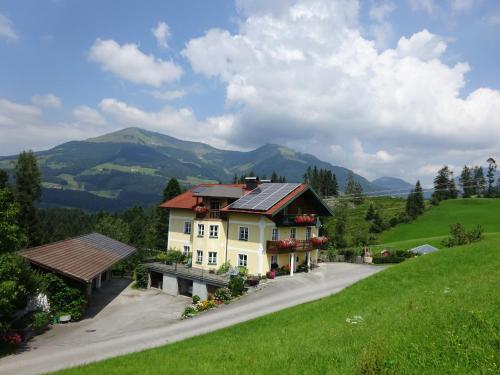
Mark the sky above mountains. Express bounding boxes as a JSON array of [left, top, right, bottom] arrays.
[[1, 0, 499, 185]]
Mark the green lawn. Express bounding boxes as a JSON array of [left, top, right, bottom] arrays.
[[57, 235, 500, 374], [379, 198, 500, 244]]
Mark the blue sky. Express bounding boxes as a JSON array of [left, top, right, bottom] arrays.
[[1, 0, 500, 184]]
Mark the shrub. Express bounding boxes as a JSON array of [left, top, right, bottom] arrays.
[[442, 223, 484, 248], [216, 262, 231, 275], [133, 264, 148, 289], [266, 271, 276, 279], [165, 249, 184, 264], [1, 331, 22, 345], [238, 266, 248, 277], [214, 287, 232, 302], [327, 247, 337, 262], [228, 275, 245, 297], [155, 252, 168, 263], [196, 300, 216, 312], [270, 262, 279, 270], [31, 311, 51, 332], [40, 273, 86, 321], [372, 256, 406, 264], [192, 295, 200, 304], [182, 306, 197, 318]]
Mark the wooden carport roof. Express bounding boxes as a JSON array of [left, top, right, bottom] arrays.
[[19, 233, 136, 283]]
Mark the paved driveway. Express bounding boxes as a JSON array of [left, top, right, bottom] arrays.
[[0, 263, 386, 375]]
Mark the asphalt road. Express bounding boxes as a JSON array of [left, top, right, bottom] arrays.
[[0, 263, 385, 375]]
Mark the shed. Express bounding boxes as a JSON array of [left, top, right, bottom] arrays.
[[19, 233, 136, 295], [409, 244, 438, 255]]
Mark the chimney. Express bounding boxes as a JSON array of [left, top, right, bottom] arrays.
[[245, 176, 259, 190]]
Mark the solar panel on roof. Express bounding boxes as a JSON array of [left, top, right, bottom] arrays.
[[230, 183, 301, 211]]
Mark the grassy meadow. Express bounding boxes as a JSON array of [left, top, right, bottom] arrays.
[[57, 234, 500, 374]]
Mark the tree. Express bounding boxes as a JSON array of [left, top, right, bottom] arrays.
[[0, 170, 8, 189], [459, 165, 473, 198], [414, 180, 425, 215], [486, 158, 497, 197], [95, 216, 130, 244], [333, 201, 348, 248], [15, 151, 42, 246], [405, 188, 417, 219], [0, 188, 27, 253], [156, 178, 182, 250], [304, 166, 338, 197], [365, 202, 376, 221], [473, 166, 486, 196], [369, 210, 385, 233], [345, 172, 364, 205], [432, 166, 456, 202], [0, 254, 38, 320]]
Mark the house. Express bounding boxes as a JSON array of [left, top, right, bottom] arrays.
[[19, 233, 136, 297], [159, 178, 333, 278]]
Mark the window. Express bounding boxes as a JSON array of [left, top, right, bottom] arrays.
[[197, 223, 205, 237], [306, 227, 312, 240], [209, 225, 219, 238], [290, 227, 296, 239], [184, 221, 192, 234], [239, 226, 249, 241], [238, 254, 248, 267], [208, 251, 217, 265], [272, 228, 279, 241], [183, 245, 190, 256], [196, 250, 203, 264]]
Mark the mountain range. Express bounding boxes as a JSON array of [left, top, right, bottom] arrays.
[[0, 127, 412, 211]]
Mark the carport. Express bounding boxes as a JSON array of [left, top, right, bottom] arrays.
[[19, 232, 136, 297], [146, 262, 229, 300]]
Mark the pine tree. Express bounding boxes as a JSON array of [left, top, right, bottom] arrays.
[[369, 210, 385, 233], [271, 171, 279, 183], [0, 170, 8, 189], [333, 201, 348, 248], [365, 202, 376, 221], [448, 174, 458, 199], [15, 151, 42, 246], [406, 188, 417, 219], [459, 165, 473, 198], [486, 158, 497, 197], [473, 166, 486, 197], [156, 178, 182, 250], [414, 180, 425, 215], [432, 166, 454, 202]]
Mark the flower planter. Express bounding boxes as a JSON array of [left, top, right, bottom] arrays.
[[294, 215, 316, 225], [59, 315, 71, 323], [278, 239, 297, 249]]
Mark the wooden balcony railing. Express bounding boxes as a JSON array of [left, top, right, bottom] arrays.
[[266, 239, 314, 254]]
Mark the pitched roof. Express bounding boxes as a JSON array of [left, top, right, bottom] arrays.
[[159, 184, 247, 210], [19, 233, 136, 283]]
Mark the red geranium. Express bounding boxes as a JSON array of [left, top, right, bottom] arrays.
[[311, 236, 329, 246], [194, 205, 208, 214], [278, 239, 297, 249]]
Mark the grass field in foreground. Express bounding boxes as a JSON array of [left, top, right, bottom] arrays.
[[379, 198, 500, 244], [58, 235, 500, 374]]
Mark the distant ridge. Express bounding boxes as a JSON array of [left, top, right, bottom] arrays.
[[0, 127, 399, 210]]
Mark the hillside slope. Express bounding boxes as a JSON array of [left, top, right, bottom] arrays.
[[59, 235, 500, 374], [0, 127, 376, 210], [379, 198, 500, 245]]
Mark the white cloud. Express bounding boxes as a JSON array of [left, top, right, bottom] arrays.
[[396, 29, 447, 60], [72, 105, 107, 125], [32, 93, 62, 109], [152, 21, 171, 49], [0, 13, 18, 41], [89, 39, 182, 87], [486, 14, 500, 26], [369, 2, 396, 49], [151, 89, 186, 100], [409, 0, 436, 14], [449, 0, 477, 13], [181, 0, 500, 184], [0, 98, 104, 156]]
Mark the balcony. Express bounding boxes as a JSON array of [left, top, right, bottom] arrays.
[[276, 214, 317, 227], [266, 239, 313, 254]]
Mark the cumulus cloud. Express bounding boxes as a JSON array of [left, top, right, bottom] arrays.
[[0, 13, 18, 41], [32, 93, 62, 109], [369, 2, 396, 49], [449, 0, 478, 13], [89, 39, 182, 87], [152, 21, 171, 49], [151, 89, 185, 100], [409, 0, 436, 14], [181, 0, 500, 183], [0, 98, 105, 156], [72, 105, 107, 125]]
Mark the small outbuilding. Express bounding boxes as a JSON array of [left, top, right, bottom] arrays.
[[19, 233, 136, 296], [409, 244, 438, 255]]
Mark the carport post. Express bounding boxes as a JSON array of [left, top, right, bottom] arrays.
[[290, 253, 295, 276], [307, 251, 311, 269]]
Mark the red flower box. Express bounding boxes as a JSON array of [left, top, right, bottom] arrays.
[[294, 215, 316, 225], [311, 236, 328, 246], [194, 205, 208, 214], [278, 239, 297, 249]]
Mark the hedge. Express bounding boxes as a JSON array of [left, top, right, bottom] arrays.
[[372, 256, 406, 264]]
